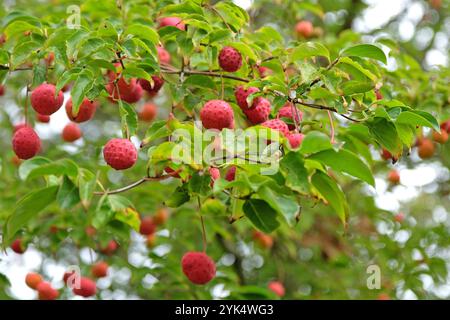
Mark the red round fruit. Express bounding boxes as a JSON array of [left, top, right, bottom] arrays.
[[418, 138, 435, 159], [154, 208, 169, 225], [209, 167, 220, 187], [62, 123, 82, 142], [287, 133, 304, 149], [157, 46, 171, 64], [37, 282, 59, 300], [106, 77, 143, 103], [72, 277, 97, 298], [440, 120, 450, 133], [253, 231, 273, 249], [30, 83, 64, 115], [91, 261, 109, 278], [181, 252, 216, 285], [139, 103, 157, 122], [295, 21, 313, 38], [25, 272, 43, 290], [158, 17, 185, 31], [234, 85, 259, 110], [375, 90, 383, 100], [258, 66, 271, 78], [100, 240, 118, 255], [381, 149, 393, 161], [103, 138, 137, 170], [225, 166, 236, 182], [140, 216, 157, 235], [278, 102, 302, 130], [36, 113, 50, 123], [65, 98, 97, 123], [11, 238, 25, 254], [261, 119, 289, 136], [218, 46, 242, 72], [432, 129, 448, 144], [0, 84, 5, 96], [268, 281, 285, 297], [139, 76, 164, 95], [12, 126, 41, 160], [394, 212, 405, 223], [388, 170, 400, 184], [244, 98, 271, 124], [200, 100, 234, 130]]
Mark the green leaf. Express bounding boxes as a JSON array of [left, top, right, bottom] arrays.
[[257, 185, 300, 226], [166, 185, 190, 208], [3, 186, 58, 246], [78, 169, 96, 208], [143, 120, 170, 144], [188, 172, 211, 196], [299, 131, 332, 154], [340, 80, 374, 95], [291, 42, 330, 62], [115, 207, 140, 231], [341, 44, 387, 64], [71, 69, 94, 114], [366, 117, 402, 154], [18, 157, 51, 180], [280, 152, 310, 194], [311, 171, 347, 224], [201, 198, 226, 216], [127, 24, 159, 44], [119, 101, 138, 138], [22, 158, 79, 180], [396, 110, 440, 131], [184, 75, 215, 89], [243, 199, 280, 233], [57, 176, 80, 209], [308, 149, 375, 186], [32, 63, 47, 87]]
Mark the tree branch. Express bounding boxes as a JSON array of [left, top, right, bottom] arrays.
[[93, 172, 179, 195]]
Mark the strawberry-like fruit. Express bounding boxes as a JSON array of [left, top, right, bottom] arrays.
[[157, 46, 171, 64], [11, 238, 25, 254], [72, 277, 97, 298], [244, 98, 271, 124], [234, 85, 260, 110], [25, 272, 43, 290], [158, 17, 185, 31], [181, 252, 216, 285], [225, 166, 236, 182], [287, 133, 304, 149], [12, 126, 41, 159], [200, 100, 234, 130], [37, 282, 59, 300], [65, 98, 97, 123], [261, 119, 289, 136], [62, 123, 82, 142], [103, 138, 137, 170], [140, 216, 157, 235], [139, 76, 164, 95], [30, 83, 64, 115], [295, 21, 313, 38], [106, 76, 143, 103], [0, 84, 5, 96], [138, 103, 157, 122], [218, 46, 242, 72], [268, 281, 285, 297], [91, 261, 109, 278]]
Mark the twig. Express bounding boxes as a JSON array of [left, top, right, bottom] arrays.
[[327, 110, 335, 144], [93, 173, 178, 195]]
